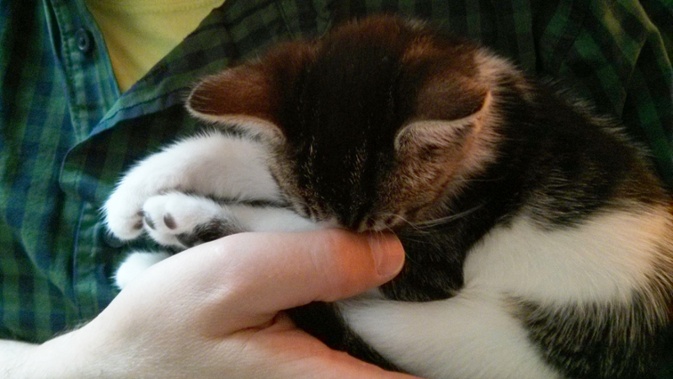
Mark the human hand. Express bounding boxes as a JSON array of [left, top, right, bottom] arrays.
[[30, 230, 417, 378]]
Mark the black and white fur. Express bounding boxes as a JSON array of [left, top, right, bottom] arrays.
[[104, 16, 673, 379]]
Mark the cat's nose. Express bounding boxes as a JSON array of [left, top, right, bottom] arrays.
[[336, 210, 360, 231], [359, 217, 377, 232], [338, 211, 375, 232], [337, 213, 358, 230], [334, 196, 373, 231]]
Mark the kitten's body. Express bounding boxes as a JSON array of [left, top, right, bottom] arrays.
[[104, 16, 673, 379]]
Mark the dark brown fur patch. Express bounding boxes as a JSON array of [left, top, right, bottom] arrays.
[[187, 15, 496, 229]]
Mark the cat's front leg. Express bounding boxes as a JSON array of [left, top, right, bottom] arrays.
[[141, 192, 245, 248], [112, 191, 316, 288], [110, 191, 244, 289], [139, 192, 317, 249], [103, 131, 282, 241]]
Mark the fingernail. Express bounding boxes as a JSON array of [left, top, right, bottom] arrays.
[[368, 233, 405, 278]]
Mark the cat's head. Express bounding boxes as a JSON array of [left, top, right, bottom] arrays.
[[187, 15, 521, 231]]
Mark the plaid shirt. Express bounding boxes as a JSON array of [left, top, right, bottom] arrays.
[[1, 0, 672, 373]]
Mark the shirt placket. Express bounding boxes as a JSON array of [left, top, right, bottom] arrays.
[[47, 0, 119, 139], [48, 0, 122, 319]]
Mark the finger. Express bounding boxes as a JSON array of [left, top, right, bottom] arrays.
[[195, 229, 405, 332], [299, 349, 423, 379], [228, 229, 404, 308], [237, 313, 422, 379]]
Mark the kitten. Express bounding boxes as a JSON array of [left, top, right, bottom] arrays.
[[104, 16, 673, 379]]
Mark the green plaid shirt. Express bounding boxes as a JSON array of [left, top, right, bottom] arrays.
[[1, 0, 672, 374]]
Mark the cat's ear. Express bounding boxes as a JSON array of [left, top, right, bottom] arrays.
[[394, 35, 503, 156], [187, 64, 285, 143], [395, 78, 493, 158], [187, 42, 314, 143]]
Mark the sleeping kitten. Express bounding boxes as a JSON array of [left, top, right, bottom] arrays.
[[103, 16, 673, 379]]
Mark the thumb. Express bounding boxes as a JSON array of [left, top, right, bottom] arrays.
[[296, 230, 406, 302], [207, 229, 405, 330]]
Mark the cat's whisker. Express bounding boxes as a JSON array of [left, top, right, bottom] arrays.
[[375, 212, 431, 234], [410, 203, 486, 229]]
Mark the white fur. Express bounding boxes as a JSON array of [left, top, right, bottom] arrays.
[[105, 132, 669, 377], [106, 133, 316, 289], [142, 192, 317, 248], [142, 193, 228, 247], [465, 209, 667, 303], [114, 194, 316, 289], [114, 251, 171, 289], [339, 292, 563, 379], [103, 132, 282, 240], [338, 208, 668, 378]]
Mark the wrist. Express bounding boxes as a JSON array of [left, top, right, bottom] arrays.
[[27, 331, 89, 378], [17, 325, 111, 379]]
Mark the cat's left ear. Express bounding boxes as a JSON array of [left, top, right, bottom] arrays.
[[187, 64, 284, 143], [187, 42, 314, 144], [395, 77, 493, 157]]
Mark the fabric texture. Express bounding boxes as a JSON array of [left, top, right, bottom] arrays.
[[84, 0, 225, 91], [0, 0, 671, 375]]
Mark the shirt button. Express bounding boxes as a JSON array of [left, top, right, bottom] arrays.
[[75, 28, 94, 54]]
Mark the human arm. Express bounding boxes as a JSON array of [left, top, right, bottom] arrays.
[[0, 230, 416, 379]]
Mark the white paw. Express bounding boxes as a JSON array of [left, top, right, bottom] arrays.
[[102, 132, 283, 242], [102, 153, 185, 241], [114, 251, 171, 289], [103, 186, 145, 241], [142, 192, 242, 248]]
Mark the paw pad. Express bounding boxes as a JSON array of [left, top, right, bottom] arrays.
[[163, 214, 177, 230], [177, 219, 242, 247]]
